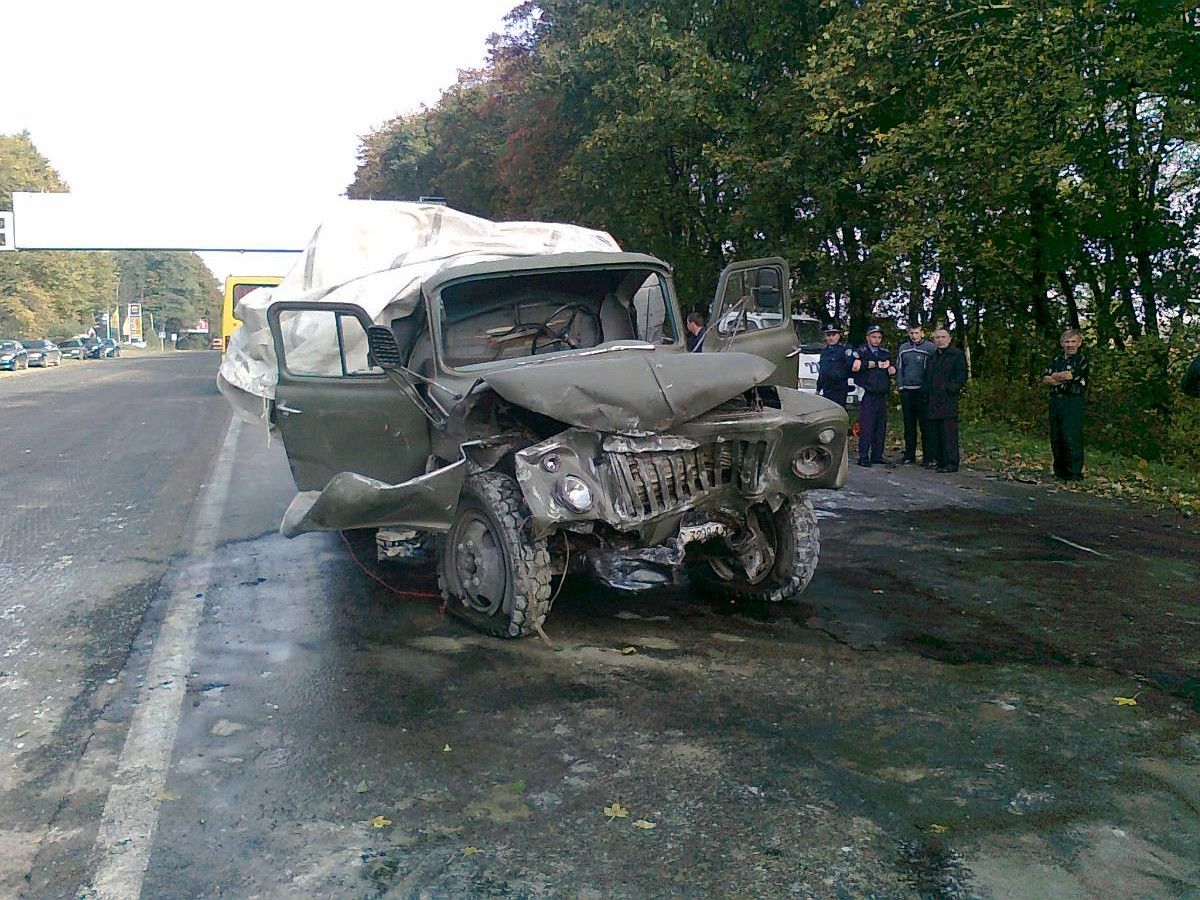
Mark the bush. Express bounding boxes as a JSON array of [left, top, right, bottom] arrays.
[[962, 331, 1200, 470], [174, 333, 211, 351]]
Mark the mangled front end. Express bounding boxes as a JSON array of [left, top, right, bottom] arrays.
[[512, 390, 848, 590]]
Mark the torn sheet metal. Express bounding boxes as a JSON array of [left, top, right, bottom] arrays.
[[588, 517, 735, 591], [280, 457, 468, 538], [483, 350, 775, 434]]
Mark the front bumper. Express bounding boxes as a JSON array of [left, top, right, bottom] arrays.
[[514, 390, 847, 536]]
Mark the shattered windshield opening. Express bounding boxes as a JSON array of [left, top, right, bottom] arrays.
[[436, 266, 678, 368]]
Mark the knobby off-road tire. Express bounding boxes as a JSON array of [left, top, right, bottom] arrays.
[[439, 471, 554, 638], [693, 496, 820, 604]]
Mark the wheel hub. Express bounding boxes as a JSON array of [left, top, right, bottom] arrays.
[[451, 512, 506, 615]]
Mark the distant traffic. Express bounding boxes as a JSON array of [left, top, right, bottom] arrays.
[[0, 335, 205, 373]]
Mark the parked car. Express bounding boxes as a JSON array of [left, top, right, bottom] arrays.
[[81, 336, 103, 359], [20, 339, 62, 367], [59, 338, 87, 359], [100, 338, 121, 358], [0, 340, 30, 370], [256, 252, 849, 639]]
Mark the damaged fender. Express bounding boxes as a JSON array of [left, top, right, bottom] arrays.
[[280, 454, 469, 538]]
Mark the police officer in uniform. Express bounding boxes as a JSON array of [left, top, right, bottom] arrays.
[[852, 324, 895, 467], [1042, 328, 1089, 480], [815, 323, 854, 407]]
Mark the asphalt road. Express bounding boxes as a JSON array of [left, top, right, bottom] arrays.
[[2, 356, 1198, 898]]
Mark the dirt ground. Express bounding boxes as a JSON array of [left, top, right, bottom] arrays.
[[116, 460, 1199, 899]]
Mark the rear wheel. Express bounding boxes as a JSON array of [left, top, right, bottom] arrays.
[[439, 472, 553, 638], [692, 497, 820, 604]]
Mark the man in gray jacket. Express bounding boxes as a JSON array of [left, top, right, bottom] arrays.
[[897, 323, 935, 465]]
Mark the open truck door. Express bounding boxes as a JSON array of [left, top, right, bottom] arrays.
[[703, 258, 795, 386]]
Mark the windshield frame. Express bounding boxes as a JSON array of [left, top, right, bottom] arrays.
[[430, 261, 682, 375]]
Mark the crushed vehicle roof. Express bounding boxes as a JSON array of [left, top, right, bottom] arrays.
[[217, 201, 623, 418]]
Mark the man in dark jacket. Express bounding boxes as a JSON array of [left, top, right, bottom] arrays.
[[685, 312, 707, 351], [816, 323, 855, 407], [897, 323, 935, 465], [1042, 328, 1089, 480], [1183, 353, 1200, 398], [923, 328, 969, 473], [851, 325, 895, 467]]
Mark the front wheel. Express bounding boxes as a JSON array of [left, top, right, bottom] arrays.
[[439, 472, 554, 638], [691, 497, 820, 604]]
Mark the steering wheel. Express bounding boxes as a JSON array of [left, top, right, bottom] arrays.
[[530, 303, 599, 355]]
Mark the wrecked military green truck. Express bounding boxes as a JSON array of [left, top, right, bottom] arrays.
[[257, 248, 848, 638]]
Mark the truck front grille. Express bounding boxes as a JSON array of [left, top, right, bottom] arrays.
[[607, 440, 768, 521]]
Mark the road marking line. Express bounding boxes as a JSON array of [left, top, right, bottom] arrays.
[[83, 415, 242, 900]]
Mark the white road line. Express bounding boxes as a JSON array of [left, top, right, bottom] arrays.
[[83, 416, 242, 900]]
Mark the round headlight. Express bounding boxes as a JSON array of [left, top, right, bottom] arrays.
[[817, 428, 837, 445], [792, 447, 831, 478], [556, 475, 593, 512], [541, 454, 562, 473]]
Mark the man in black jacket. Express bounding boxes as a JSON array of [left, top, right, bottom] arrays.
[[851, 325, 895, 467], [923, 328, 969, 473], [1042, 328, 1089, 480]]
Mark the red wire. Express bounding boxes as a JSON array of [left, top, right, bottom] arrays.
[[339, 531, 443, 603]]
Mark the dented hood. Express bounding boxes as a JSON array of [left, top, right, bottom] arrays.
[[481, 347, 775, 433]]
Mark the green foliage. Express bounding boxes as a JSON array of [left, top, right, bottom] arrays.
[[0, 131, 67, 205], [345, 0, 1198, 465], [962, 332, 1200, 468], [114, 251, 221, 336]]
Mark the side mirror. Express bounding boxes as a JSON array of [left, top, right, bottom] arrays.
[[366, 325, 403, 370], [754, 266, 782, 311]]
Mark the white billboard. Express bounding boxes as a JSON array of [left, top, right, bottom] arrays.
[[7, 191, 325, 252]]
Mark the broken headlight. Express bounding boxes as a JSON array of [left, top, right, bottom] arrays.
[[555, 475, 593, 513], [791, 446, 832, 478]]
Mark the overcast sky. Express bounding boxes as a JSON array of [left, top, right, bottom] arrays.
[[2, 0, 516, 278]]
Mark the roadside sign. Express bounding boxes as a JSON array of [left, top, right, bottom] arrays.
[[127, 303, 143, 341]]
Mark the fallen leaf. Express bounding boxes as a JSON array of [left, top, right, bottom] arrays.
[[929, 823, 948, 834], [632, 819, 657, 829], [355, 780, 370, 793], [620, 647, 638, 655], [604, 802, 630, 820], [872, 589, 884, 594], [443, 743, 452, 752], [371, 815, 392, 828], [1114, 696, 1138, 706], [462, 846, 483, 856], [154, 791, 180, 802]]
